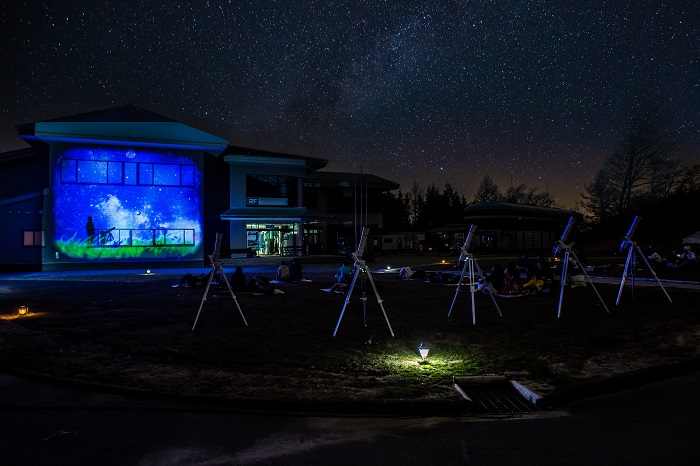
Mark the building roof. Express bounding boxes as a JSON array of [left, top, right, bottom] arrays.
[[304, 171, 399, 191], [462, 202, 582, 231], [16, 105, 229, 154], [464, 202, 581, 221], [220, 145, 328, 172]]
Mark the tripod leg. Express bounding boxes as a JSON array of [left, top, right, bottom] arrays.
[[557, 250, 571, 318], [218, 266, 248, 326], [472, 259, 503, 318], [469, 258, 477, 325], [192, 268, 217, 331], [616, 247, 634, 305], [361, 272, 368, 327], [569, 250, 610, 314], [365, 269, 395, 337], [448, 256, 471, 317], [333, 269, 361, 337], [634, 245, 672, 303]]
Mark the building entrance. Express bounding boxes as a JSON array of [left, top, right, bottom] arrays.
[[246, 223, 297, 256]]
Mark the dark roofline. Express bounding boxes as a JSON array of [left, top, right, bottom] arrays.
[[0, 147, 38, 164], [304, 171, 399, 190], [221, 145, 328, 172], [15, 105, 180, 139], [464, 201, 582, 220]]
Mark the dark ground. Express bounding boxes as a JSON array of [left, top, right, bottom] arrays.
[[1, 256, 699, 408]]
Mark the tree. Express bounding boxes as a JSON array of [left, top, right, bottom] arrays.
[[473, 175, 501, 203], [603, 112, 678, 215], [581, 169, 617, 222], [408, 181, 426, 228]]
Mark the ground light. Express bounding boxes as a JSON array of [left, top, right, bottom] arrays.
[[418, 341, 429, 360], [18, 305, 28, 315]]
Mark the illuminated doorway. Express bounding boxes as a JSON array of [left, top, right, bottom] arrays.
[[246, 223, 297, 256]]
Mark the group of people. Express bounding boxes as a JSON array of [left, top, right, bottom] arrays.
[[275, 258, 303, 282], [478, 256, 555, 296], [647, 244, 697, 271], [172, 258, 306, 295]]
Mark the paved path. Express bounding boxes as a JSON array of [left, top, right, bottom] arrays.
[[1, 370, 698, 465]]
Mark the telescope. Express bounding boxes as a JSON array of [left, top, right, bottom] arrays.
[[552, 216, 575, 257], [458, 224, 478, 263], [618, 216, 641, 254]]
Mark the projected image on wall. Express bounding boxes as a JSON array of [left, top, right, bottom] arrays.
[[52, 146, 203, 261]]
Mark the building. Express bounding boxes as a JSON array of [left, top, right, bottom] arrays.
[[460, 201, 583, 253], [0, 105, 399, 270]]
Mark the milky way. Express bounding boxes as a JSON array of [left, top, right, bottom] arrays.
[[2, 1, 699, 207]]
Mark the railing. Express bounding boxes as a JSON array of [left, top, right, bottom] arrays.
[[95, 228, 195, 247]]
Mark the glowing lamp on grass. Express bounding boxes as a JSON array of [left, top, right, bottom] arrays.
[[418, 342, 429, 361], [18, 305, 29, 315]]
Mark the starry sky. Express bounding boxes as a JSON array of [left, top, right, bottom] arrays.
[[2, 1, 699, 208]]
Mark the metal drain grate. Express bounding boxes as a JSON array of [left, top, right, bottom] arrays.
[[454, 376, 543, 414]]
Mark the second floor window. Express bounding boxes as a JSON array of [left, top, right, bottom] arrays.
[[247, 175, 294, 200]]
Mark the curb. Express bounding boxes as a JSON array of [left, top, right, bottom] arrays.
[[543, 356, 700, 407]]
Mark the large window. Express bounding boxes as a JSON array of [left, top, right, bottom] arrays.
[[247, 174, 289, 197], [23, 230, 45, 247]]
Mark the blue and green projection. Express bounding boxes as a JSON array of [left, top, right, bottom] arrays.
[[53, 145, 203, 261]]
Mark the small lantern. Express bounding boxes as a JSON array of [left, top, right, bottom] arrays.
[[418, 342, 429, 360], [18, 305, 29, 315]]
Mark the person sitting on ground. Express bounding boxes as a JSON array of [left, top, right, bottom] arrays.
[[247, 274, 276, 295], [518, 253, 531, 273], [646, 245, 663, 265], [483, 263, 505, 294], [335, 260, 354, 284], [521, 270, 545, 295], [277, 260, 291, 282], [501, 263, 523, 295], [173, 272, 210, 288], [321, 260, 354, 293], [677, 245, 697, 270], [230, 266, 246, 292], [398, 266, 426, 280], [289, 258, 303, 281]]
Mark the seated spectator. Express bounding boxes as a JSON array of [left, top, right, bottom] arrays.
[[335, 260, 354, 284], [665, 250, 678, 269], [481, 263, 505, 294], [646, 245, 663, 265], [289, 258, 303, 281], [229, 266, 246, 292], [398, 267, 427, 280], [277, 260, 291, 282], [678, 245, 697, 270], [172, 272, 209, 288], [247, 275, 276, 295], [501, 263, 522, 295], [521, 270, 545, 294]]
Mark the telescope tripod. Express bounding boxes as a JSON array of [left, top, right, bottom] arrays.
[[616, 240, 672, 305], [556, 241, 609, 318], [448, 252, 502, 325], [333, 258, 394, 337], [192, 258, 248, 331]]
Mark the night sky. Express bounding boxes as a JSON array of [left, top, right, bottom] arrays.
[[2, 1, 699, 208]]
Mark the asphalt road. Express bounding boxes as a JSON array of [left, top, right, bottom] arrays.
[[1, 370, 698, 465]]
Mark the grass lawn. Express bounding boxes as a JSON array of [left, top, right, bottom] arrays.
[[1, 261, 699, 404]]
